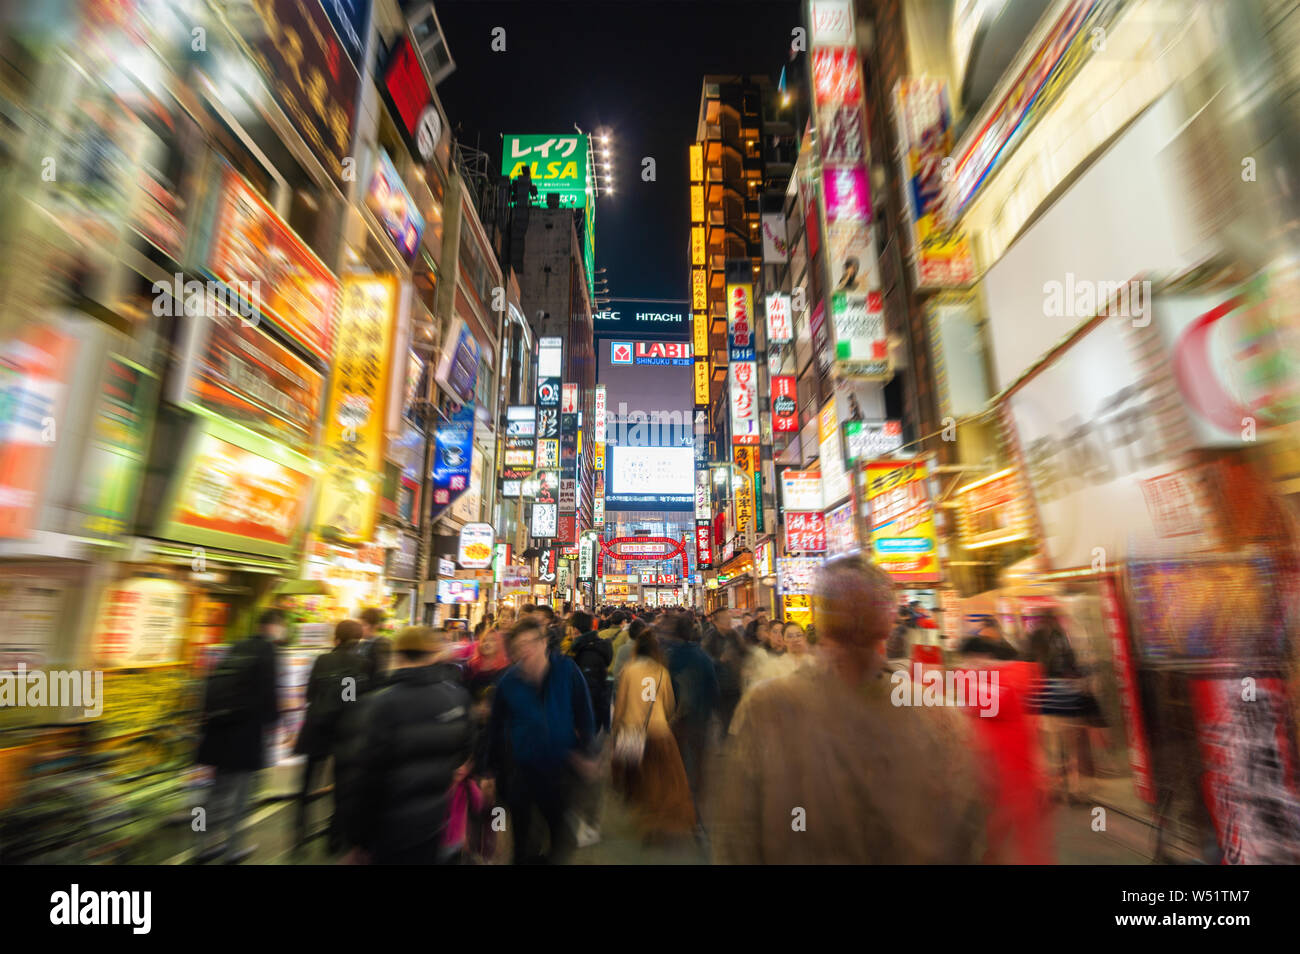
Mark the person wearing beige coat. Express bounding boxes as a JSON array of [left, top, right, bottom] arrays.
[[611, 635, 696, 839]]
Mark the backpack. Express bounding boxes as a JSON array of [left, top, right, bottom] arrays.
[[203, 641, 262, 725]]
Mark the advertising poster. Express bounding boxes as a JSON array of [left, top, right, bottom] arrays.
[[781, 469, 824, 512], [892, 78, 974, 288], [457, 522, 494, 569], [832, 290, 889, 378], [316, 275, 397, 543], [165, 430, 312, 554], [207, 167, 341, 362], [842, 419, 903, 467], [778, 556, 821, 594], [435, 318, 480, 405], [761, 213, 788, 263], [501, 135, 590, 207], [956, 469, 1030, 548], [365, 149, 425, 261], [860, 459, 940, 583], [825, 501, 858, 557], [240, 0, 358, 185], [1190, 676, 1300, 864], [431, 403, 475, 512], [93, 577, 189, 667], [819, 402, 852, 507], [0, 324, 77, 539], [175, 294, 322, 456], [437, 580, 480, 604], [78, 357, 157, 540]]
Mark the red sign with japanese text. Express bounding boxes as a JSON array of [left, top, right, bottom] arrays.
[[772, 375, 798, 432], [784, 511, 827, 553]]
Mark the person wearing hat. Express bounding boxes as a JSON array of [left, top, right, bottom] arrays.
[[342, 625, 474, 864]]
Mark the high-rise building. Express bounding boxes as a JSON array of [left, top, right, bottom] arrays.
[[689, 75, 794, 612]]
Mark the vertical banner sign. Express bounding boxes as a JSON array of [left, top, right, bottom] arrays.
[[695, 359, 710, 407], [695, 520, 713, 569], [561, 382, 578, 414], [766, 292, 793, 343], [727, 283, 756, 362], [893, 78, 975, 288], [730, 362, 759, 446], [317, 275, 397, 542], [594, 384, 606, 443], [727, 280, 760, 447], [431, 403, 476, 516], [694, 313, 709, 357], [695, 469, 712, 520], [733, 445, 756, 545], [809, 0, 889, 382], [579, 534, 595, 580], [772, 375, 798, 432], [860, 458, 940, 583]]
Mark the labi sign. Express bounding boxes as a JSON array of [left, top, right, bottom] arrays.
[[502, 134, 589, 206]]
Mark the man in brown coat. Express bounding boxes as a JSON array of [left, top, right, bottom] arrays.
[[711, 555, 988, 864]]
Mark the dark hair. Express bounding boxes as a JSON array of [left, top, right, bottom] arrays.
[[610, 610, 629, 626], [539, 605, 556, 620], [521, 604, 537, 614], [658, 611, 697, 644], [632, 623, 663, 664], [570, 610, 594, 634], [258, 608, 286, 628], [359, 607, 385, 628], [506, 618, 544, 647], [335, 618, 363, 647], [743, 619, 766, 646]]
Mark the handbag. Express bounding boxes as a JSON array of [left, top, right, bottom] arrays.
[[612, 669, 663, 767]]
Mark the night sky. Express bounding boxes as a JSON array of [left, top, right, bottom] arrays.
[[431, 0, 801, 302]]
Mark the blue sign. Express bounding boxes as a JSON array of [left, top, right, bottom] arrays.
[[431, 404, 475, 515], [320, 0, 372, 69]]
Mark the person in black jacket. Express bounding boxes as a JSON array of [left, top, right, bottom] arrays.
[[293, 618, 367, 854], [195, 608, 282, 864], [569, 611, 612, 734], [349, 626, 474, 865]]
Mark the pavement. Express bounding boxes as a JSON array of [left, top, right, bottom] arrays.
[[142, 761, 1164, 865]]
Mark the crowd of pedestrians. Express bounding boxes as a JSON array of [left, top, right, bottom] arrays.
[[192, 556, 1067, 864]]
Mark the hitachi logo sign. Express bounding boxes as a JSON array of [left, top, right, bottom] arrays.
[[594, 310, 683, 322]]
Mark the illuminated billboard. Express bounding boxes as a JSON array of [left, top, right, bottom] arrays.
[[605, 445, 694, 511]]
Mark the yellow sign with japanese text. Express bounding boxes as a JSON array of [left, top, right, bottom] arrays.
[[694, 360, 710, 406], [692, 268, 707, 311], [691, 226, 705, 265], [694, 313, 709, 355], [316, 274, 397, 543]]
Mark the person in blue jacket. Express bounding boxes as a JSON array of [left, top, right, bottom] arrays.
[[486, 617, 597, 864]]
